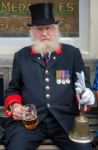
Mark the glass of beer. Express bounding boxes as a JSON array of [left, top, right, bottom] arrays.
[[22, 104, 38, 129]]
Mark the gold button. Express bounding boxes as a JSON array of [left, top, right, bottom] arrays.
[[45, 70, 49, 74], [47, 103, 50, 108], [38, 56, 40, 60], [46, 94, 50, 98], [45, 86, 50, 90], [53, 56, 56, 60], [45, 78, 49, 82]]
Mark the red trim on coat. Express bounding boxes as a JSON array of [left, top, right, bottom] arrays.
[[4, 94, 22, 117], [31, 48, 62, 55], [31, 49, 37, 55], [56, 48, 62, 55]]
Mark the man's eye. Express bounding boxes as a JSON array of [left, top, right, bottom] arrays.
[[47, 27, 51, 30], [37, 28, 42, 31]]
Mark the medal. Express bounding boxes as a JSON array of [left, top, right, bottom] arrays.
[[56, 70, 62, 84], [56, 70, 71, 85], [62, 70, 66, 84], [61, 70, 66, 84], [66, 70, 71, 84], [66, 78, 70, 84], [62, 79, 66, 84], [56, 79, 62, 84]]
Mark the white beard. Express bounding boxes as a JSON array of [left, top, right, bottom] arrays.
[[29, 26, 61, 55]]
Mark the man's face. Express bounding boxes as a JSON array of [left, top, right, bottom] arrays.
[[31, 24, 57, 44], [30, 24, 60, 54]]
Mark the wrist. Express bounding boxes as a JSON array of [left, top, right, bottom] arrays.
[[8, 103, 19, 112]]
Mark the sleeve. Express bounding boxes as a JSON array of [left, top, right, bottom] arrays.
[[72, 48, 91, 112], [72, 48, 90, 88], [92, 62, 98, 91], [4, 53, 22, 117]]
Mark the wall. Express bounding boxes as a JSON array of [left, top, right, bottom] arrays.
[[0, 0, 98, 59], [0, 0, 91, 57], [90, 0, 98, 58]]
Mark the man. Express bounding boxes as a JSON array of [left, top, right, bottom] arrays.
[[4, 3, 95, 150]]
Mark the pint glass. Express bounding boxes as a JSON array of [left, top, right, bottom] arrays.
[[22, 104, 38, 129]]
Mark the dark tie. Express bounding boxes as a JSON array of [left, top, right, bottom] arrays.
[[43, 53, 49, 64]]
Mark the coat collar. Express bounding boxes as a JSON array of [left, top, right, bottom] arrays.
[[30, 47, 63, 69], [31, 48, 62, 55]]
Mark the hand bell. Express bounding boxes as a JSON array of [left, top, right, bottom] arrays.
[[69, 113, 93, 143]]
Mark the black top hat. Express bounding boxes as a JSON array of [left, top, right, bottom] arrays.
[[27, 3, 59, 26]]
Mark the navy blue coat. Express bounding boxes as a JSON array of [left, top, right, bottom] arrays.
[[5, 43, 90, 141]]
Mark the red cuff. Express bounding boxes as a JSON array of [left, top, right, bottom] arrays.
[[4, 94, 22, 117]]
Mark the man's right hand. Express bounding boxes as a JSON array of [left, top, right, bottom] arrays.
[[11, 103, 27, 120]]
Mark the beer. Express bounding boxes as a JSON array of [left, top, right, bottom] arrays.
[[22, 104, 38, 129], [23, 116, 38, 129]]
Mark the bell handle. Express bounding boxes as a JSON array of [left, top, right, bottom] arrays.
[[76, 93, 87, 114]]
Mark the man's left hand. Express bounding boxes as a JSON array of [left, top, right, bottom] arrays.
[[80, 88, 95, 105], [75, 82, 95, 105]]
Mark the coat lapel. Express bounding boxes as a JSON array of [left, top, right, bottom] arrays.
[[30, 48, 63, 69], [31, 55, 46, 68], [47, 52, 63, 69]]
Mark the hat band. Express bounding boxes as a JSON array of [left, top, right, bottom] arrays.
[[27, 18, 59, 26]]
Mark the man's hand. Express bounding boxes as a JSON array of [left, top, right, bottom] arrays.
[[75, 81, 95, 105], [11, 103, 27, 120], [80, 88, 95, 105]]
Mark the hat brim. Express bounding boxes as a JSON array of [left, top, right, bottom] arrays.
[[27, 19, 59, 26]]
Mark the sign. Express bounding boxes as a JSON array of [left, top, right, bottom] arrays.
[[0, 0, 79, 37]]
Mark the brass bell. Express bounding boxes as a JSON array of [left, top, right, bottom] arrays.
[[69, 71, 94, 143], [69, 113, 93, 143]]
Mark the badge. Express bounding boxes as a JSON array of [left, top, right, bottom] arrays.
[[62, 79, 66, 85], [61, 70, 66, 84], [56, 70, 71, 85], [66, 70, 71, 84], [56, 70, 62, 84], [56, 79, 62, 84], [66, 78, 70, 84]]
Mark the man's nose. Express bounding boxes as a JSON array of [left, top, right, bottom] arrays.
[[42, 29, 48, 36]]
